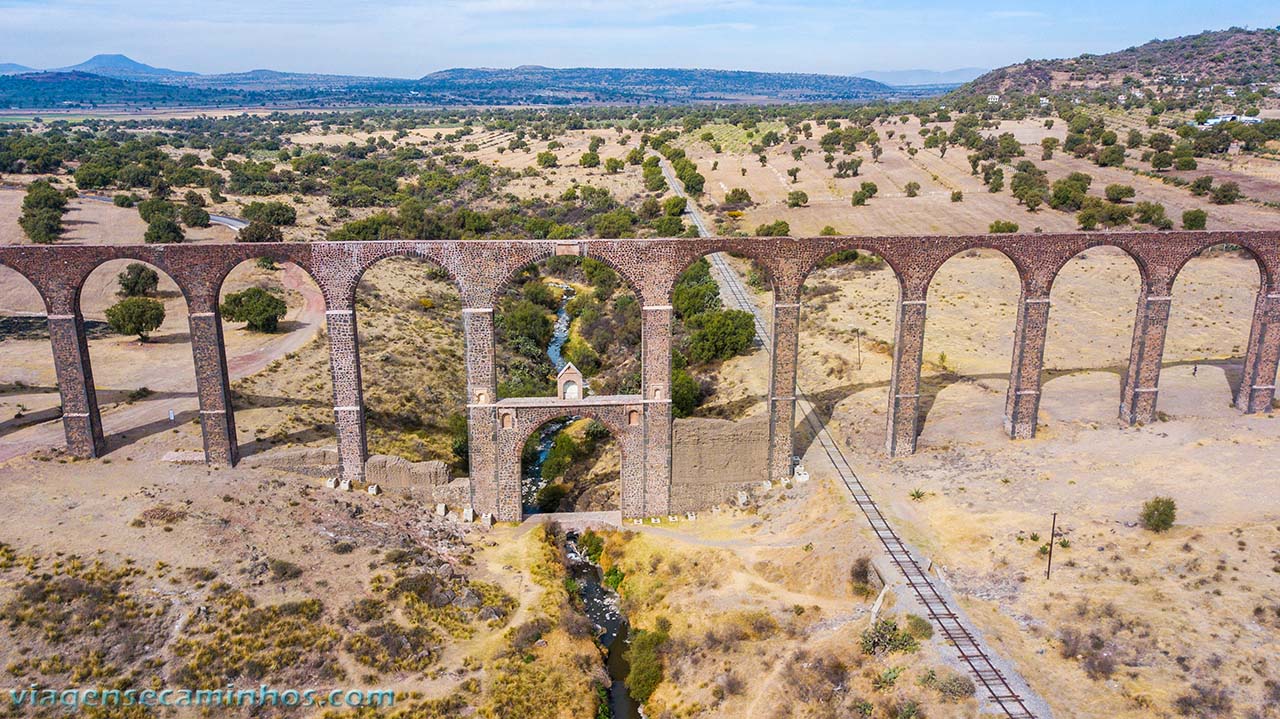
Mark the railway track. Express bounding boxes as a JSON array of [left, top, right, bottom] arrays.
[[655, 155, 1043, 718]]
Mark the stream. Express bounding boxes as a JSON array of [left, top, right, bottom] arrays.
[[520, 282, 642, 718], [520, 282, 577, 516], [565, 533, 643, 719]]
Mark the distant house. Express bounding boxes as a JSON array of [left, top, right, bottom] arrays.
[[1203, 114, 1262, 127], [1117, 94, 1127, 104], [1225, 88, 1237, 97], [1038, 97, 1051, 107], [986, 94, 1000, 105]]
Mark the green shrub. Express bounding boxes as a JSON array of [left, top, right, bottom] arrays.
[[950, 190, 963, 202], [221, 287, 287, 333], [624, 618, 670, 703], [105, 297, 165, 341], [860, 618, 919, 655], [1139, 496, 1176, 532], [180, 204, 211, 228], [117, 263, 159, 297], [1182, 209, 1208, 230], [238, 219, 283, 242], [144, 217, 184, 244], [905, 614, 933, 640], [989, 220, 1019, 233], [268, 558, 303, 581]]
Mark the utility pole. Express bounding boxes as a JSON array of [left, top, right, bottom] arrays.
[[1045, 512, 1058, 580]]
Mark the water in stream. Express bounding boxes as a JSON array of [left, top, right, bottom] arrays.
[[520, 282, 642, 718], [565, 533, 643, 719], [521, 282, 578, 516]]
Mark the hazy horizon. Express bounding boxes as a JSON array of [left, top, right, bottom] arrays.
[[1, 1, 1277, 78]]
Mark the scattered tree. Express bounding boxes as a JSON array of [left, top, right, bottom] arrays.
[[117, 263, 159, 297], [221, 287, 288, 333], [1139, 496, 1176, 532], [105, 297, 165, 341]]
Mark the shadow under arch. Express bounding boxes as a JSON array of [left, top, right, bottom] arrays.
[[0, 264, 60, 439], [77, 258, 195, 454], [1040, 245, 1143, 426], [1163, 242, 1264, 408], [791, 245, 903, 460], [916, 247, 1022, 443], [215, 254, 333, 460]]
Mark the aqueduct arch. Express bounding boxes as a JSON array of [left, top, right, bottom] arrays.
[[1, 231, 1277, 520]]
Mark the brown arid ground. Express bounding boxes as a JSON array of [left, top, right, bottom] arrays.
[[675, 117, 1280, 237], [585, 478, 989, 718], [0, 454, 604, 718], [794, 249, 1280, 717]]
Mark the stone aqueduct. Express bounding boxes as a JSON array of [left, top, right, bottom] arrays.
[[1, 230, 1277, 521]]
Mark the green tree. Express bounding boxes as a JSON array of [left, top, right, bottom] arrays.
[[624, 619, 670, 703], [671, 368, 701, 418], [989, 220, 1019, 233], [1151, 151, 1174, 171], [117, 263, 159, 297], [238, 220, 283, 242], [220, 287, 288, 333], [754, 220, 790, 236], [105, 297, 166, 341], [1189, 176, 1214, 196], [1095, 145, 1126, 167], [18, 180, 68, 244], [536, 151, 558, 168], [604, 157, 624, 174], [579, 152, 601, 168], [1104, 184, 1136, 203], [786, 190, 809, 207], [144, 217, 184, 244], [662, 196, 687, 217], [688, 310, 755, 364], [724, 187, 753, 205], [180, 204, 211, 228], [1210, 182, 1241, 205], [137, 198, 176, 224], [904, 181, 920, 198], [242, 201, 297, 226], [1139, 496, 1176, 532], [1182, 209, 1207, 230]]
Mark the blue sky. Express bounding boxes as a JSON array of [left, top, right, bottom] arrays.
[[0, 1, 1277, 77]]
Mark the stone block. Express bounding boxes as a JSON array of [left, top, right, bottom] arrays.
[[325, 477, 338, 489], [435, 503, 448, 517], [367, 484, 381, 495], [462, 507, 476, 522], [338, 479, 352, 492]]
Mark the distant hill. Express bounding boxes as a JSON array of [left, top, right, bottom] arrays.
[[962, 27, 1280, 96], [417, 66, 898, 103], [0, 63, 33, 76], [53, 54, 197, 80], [0, 71, 255, 108], [0, 57, 934, 109], [856, 68, 987, 87]]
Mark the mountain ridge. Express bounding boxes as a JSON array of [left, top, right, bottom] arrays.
[[960, 27, 1280, 96]]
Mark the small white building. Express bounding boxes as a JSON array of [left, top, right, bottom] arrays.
[[1038, 96, 1051, 107], [557, 363, 584, 400], [986, 94, 1000, 105]]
